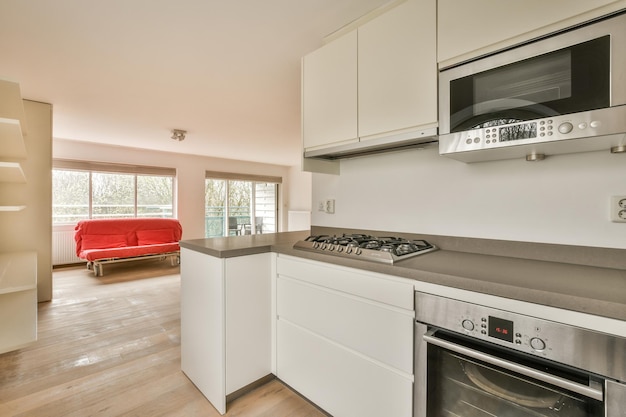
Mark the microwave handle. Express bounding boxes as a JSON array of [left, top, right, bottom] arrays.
[[423, 332, 603, 401]]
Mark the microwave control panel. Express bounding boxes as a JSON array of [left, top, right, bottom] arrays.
[[438, 106, 626, 162]]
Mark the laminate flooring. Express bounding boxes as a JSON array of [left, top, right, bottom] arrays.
[[0, 259, 327, 417]]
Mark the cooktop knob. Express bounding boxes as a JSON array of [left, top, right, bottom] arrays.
[[461, 319, 475, 331], [530, 337, 546, 351]]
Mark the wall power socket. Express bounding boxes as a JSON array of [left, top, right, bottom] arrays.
[[318, 199, 335, 214], [610, 195, 626, 222]]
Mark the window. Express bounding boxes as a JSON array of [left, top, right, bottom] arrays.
[[53, 160, 175, 225], [205, 171, 280, 238]]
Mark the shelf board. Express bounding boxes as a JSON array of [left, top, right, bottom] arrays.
[[0, 284, 37, 295], [0, 205, 26, 212], [0, 161, 26, 183], [0, 118, 26, 159]]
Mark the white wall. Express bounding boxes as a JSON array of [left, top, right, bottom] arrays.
[[312, 146, 626, 249], [53, 139, 312, 240]]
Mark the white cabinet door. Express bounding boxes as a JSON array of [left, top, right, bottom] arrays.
[[277, 319, 413, 417], [358, 0, 437, 139], [180, 249, 272, 415], [302, 30, 358, 150], [438, 0, 626, 67], [180, 248, 226, 413], [224, 254, 271, 394]]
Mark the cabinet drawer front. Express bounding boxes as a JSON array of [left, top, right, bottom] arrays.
[[278, 276, 413, 373], [277, 319, 413, 417], [277, 255, 414, 309]]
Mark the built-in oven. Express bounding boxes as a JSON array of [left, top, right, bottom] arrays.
[[414, 292, 626, 417], [438, 11, 626, 162]]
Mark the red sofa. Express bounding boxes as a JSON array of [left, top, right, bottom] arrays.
[[74, 218, 183, 276]]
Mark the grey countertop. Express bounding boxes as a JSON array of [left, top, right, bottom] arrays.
[[179, 232, 626, 322]]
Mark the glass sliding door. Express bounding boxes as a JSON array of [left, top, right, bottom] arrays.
[[254, 182, 276, 234], [205, 179, 227, 237], [228, 180, 252, 235], [205, 175, 279, 238]]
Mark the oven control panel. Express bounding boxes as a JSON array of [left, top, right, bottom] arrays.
[[456, 315, 547, 353], [414, 291, 626, 370]]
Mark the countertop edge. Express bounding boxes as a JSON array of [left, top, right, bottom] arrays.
[[179, 232, 626, 323]]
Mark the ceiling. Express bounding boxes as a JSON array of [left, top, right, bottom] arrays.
[[0, 0, 391, 167]]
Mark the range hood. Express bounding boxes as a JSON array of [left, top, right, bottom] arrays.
[[304, 127, 438, 160]]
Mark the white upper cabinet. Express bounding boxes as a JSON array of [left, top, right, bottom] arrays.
[[302, 0, 437, 158], [358, 0, 437, 140], [302, 31, 358, 150], [438, 0, 626, 68]]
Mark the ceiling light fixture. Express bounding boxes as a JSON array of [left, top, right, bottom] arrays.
[[171, 129, 187, 141]]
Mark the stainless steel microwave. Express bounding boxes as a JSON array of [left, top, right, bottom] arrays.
[[438, 12, 626, 162]]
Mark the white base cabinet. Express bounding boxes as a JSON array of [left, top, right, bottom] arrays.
[[275, 255, 415, 417], [180, 248, 272, 415]]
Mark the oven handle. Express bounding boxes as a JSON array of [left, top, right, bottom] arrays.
[[423, 332, 604, 401]]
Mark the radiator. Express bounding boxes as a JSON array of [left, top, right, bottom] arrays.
[[53, 229, 82, 265]]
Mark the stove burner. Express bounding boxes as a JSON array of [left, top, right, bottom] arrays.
[[295, 234, 437, 264]]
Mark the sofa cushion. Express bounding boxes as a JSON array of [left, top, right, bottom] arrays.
[[136, 229, 176, 245], [80, 243, 180, 262], [81, 234, 128, 250]]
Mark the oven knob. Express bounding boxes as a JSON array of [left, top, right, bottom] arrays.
[[328, 244, 335, 251], [461, 319, 475, 331], [313, 242, 320, 249], [355, 248, 362, 255], [558, 122, 573, 134], [530, 337, 546, 351]]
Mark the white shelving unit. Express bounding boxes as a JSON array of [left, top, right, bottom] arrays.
[[0, 79, 37, 354], [0, 161, 26, 183], [0, 117, 26, 158], [0, 252, 37, 354]]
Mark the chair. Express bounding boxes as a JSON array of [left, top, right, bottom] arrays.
[[255, 217, 263, 234], [228, 217, 240, 236]]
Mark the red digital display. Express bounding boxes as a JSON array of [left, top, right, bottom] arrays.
[[488, 316, 514, 343]]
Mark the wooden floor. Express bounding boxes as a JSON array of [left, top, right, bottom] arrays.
[[0, 259, 327, 417]]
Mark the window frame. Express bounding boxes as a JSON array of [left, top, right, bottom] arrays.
[[53, 159, 176, 225]]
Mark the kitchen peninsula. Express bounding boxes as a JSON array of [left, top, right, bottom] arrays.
[[179, 230, 626, 416]]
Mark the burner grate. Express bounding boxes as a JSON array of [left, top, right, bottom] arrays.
[[294, 234, 437, 264]]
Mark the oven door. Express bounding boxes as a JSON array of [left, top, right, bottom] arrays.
[[419, 329, 604, 417]]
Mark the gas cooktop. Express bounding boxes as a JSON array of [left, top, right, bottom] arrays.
[[293, 234, 437, 265]]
